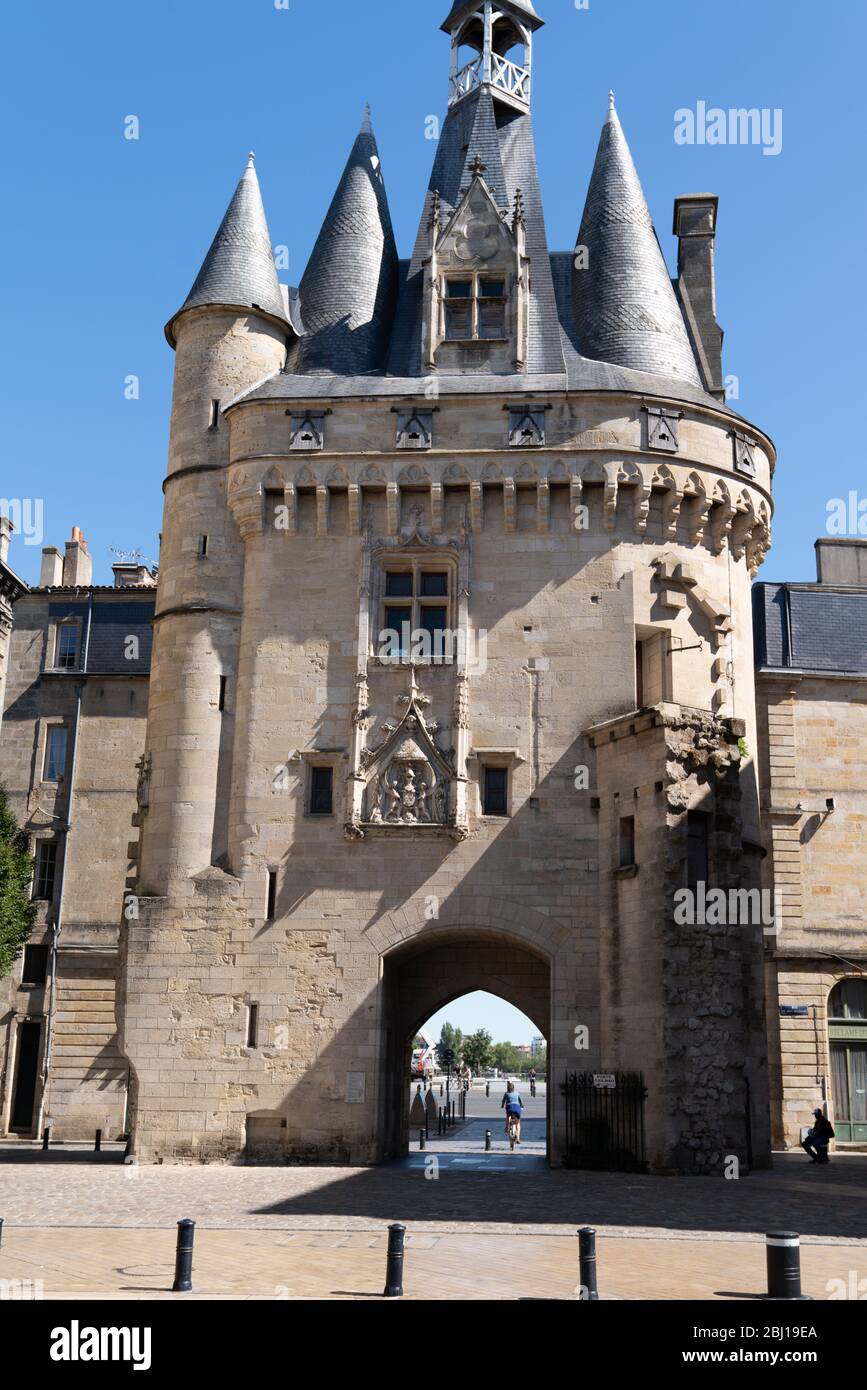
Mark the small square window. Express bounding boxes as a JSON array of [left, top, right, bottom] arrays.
[[21, 944, 48, 986], [383, 606, 412, 654], [479, 280, 505, 298], [482, 766, 509, 817], [446, 281, 472, 299], [419, 571, 448, 597], [309, 766, 333, 816], [385, 572, 413, 598], [43, 726, 68, 781]]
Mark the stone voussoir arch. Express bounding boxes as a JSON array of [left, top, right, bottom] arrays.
[[365, 896, 572, 961]]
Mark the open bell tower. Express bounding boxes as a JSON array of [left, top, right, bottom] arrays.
[[444, 0, 544, 113]]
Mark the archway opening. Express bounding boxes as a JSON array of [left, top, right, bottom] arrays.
[[379, 929, 551, 1163]]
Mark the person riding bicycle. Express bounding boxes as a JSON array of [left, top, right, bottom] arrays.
[[501, 1081, 524, 1144]]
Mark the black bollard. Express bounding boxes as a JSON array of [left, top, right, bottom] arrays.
[[765, 1232, 810, 1300], [383, 1223, 406, 1297], [486, 1081, 490, 1098], [440, 1083, 443, 1097], [172, 1218, 195, 1292], [578, 1227, 599, 1301], [419, 1128, 425, 1151], [485, 1129, 492, 1151], [94, 1129, 102, 1153], [42, 1127, 50, 1151]]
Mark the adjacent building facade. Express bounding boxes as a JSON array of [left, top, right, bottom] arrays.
[[755, 538, 867, 1150], [0, 530, 154, 1139]]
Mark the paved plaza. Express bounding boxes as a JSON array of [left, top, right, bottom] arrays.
[[1, 1132, 864, 1300]]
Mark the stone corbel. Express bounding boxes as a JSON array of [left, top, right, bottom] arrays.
[[348, 484, 361, 536], [316, 485, 329, 537], [227, 473, 264, 541], [710, 487, 735, 555], [602, 463, 619, 533], [470, 481, 483, 533], [386, 482, 400, 536], [430, 482, 444, 532], [503, 477, 516, 533], [277, 482, 296, 536]]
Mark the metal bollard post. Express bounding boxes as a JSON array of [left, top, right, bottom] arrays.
[[486, 1081, 490, 1098], [440, 1083, 443, 1097], [383, 1223, 406, 1297], [418, 1128, 425, 1151], [485, 1130, 492, 1151], [578, 1227, 599, 1300], [172, 1218, 196, 1292], [765, 1232, 810, 1300], [94, 1129, 102, 1152], [42, 1127, 50, 1151]]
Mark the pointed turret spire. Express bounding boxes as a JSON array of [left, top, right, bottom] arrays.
[[293, 108, 398, 374], [166, 154, 287, 346], [573, 97, 701, 386]]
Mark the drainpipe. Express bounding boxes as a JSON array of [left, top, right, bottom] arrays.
[[36, 589, 93, 1139]]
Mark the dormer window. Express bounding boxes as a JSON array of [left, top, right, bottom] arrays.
[[444, 276, 507, 342]]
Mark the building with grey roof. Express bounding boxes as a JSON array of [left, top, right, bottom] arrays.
[[14, 1, 785, 1169]]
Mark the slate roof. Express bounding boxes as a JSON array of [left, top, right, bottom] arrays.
[[166, 155, 288, 346], [572, 97, 702, 388], [45, 596, 155, 676], [753, 584, 867, 675], [288, 111, 399, 376]]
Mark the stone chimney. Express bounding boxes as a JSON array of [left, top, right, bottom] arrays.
[[0, 515, 12, 565], [40, 545, 64, 587], [815, 538, 867, 587], [673, 194, 724, 401], [112, 561, 156, 588], [62, 526, 93, 587]]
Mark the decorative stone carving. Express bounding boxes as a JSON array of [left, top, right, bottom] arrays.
[[345, 668, 459, 838]]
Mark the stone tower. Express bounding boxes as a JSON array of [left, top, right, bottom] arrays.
[[121, 0, 774, 1171]]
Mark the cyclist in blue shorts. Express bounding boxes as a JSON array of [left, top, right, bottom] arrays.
[[501, 1081, 524, 1144]]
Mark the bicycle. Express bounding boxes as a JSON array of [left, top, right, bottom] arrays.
[[506, 1112, 520, 1151]]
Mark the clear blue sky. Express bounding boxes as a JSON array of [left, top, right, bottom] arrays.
[[2, 0, 864, 587], [420, 992, 542, 1047]]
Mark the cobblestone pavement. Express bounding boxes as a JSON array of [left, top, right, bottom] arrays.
[[1, 1224, 864, 1301], [0, 1146, 865, 1244]]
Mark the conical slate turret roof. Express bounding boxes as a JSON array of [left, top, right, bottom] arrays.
[[292, 109, 398, 375], [573, 96, 701, 387], [166, 154, 288, 345]]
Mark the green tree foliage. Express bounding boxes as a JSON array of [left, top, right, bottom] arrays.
[[492, 1041, 526, 1074], [461, 1028, 493, 1073], [0, 784, 36, 979], [435, 1021, 463, 1071]]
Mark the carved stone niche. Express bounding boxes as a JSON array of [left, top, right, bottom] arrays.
[[346, 675, 461, 840]]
